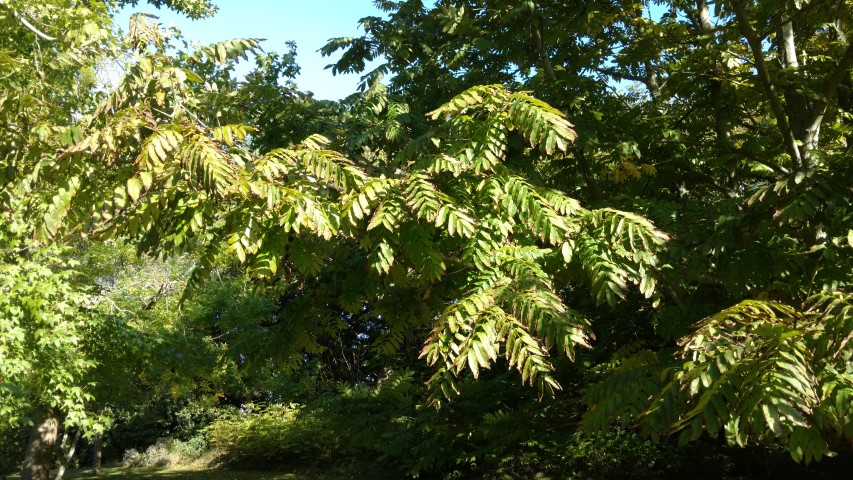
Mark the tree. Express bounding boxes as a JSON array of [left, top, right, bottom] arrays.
[[3, 0, 852, 474], [324, 0, 853, 462], [0, 1, 229, 478]]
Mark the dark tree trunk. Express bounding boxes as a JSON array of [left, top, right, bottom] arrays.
[[694, 0, 736, 186], [573, 147, 604, 202], [91, 434, 102, 476], [20, 411, 59, 480]]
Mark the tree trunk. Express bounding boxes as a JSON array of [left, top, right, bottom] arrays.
[[573, 147, 604, 202], [731, 0, 803, 166], [56, 428, 82, 480], [531, 14, 556, 82], [695, 0, 736, 186], [20, 412, 59, 480], [91, 434, 102, 476]]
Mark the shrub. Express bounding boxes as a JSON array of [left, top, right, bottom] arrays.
[[121, 448, 145, 468], [204, 370, 679, 479], [120, 437, 210, 469], [206, 403, 338, 467], [0, 424, 28, 475]]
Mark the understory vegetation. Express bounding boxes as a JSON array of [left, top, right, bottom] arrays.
[[1, 0, 852, 479]]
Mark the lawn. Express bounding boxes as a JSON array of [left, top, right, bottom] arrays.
[[6, 466, 353, 480]]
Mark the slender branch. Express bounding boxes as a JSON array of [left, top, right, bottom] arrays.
[[642, 59, 661, 103], [795, 33, 853, 160], [142, 280, 179, 311], [531, 9, 602, 199], [573, 147, 604, 202], [818, 41, 853, 106], [734, 148, 789, 175], [731, 0, 802, 166], [634, 7, 661, 104], [833, 18, 848, 44], [778, 15, 799, 69], [695, 0, 737, 184], [531, 14, 556, 82], [591, 66, 648, 84], [1, 2, 58, 41]]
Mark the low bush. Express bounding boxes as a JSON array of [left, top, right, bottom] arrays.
[[206, 404, 336, 467], [0, 424, 28, 475], [121, 436, 210, 469], [204, 370, 680, 479]]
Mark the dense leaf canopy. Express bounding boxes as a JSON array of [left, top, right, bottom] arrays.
[[1, 0, 852, 477]]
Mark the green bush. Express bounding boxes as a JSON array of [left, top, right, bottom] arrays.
[[205, 371, 420, 471], [487, 429, 674, 480], [206, 403, 339, 467], [204, 370, 682, 479], [120, 436, 210, 469], [0, 424, 27, 475], [105, 399, 221, 462]]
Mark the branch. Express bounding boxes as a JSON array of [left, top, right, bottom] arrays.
[[142, 280, 179, 311], [1, 2, 58, 41], [591, 67, 647, 84], [778, 8, 799, 69], [532, 14, 556, 82], [643, 59, 661, 103], [797, 34, 853, 160], [573, 147, 604, 202], [819, 41, 853, 107], [734, 148, 790, 175], [731, 0, 802, 166]]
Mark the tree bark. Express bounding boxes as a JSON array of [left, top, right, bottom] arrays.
[[778, 2, 800, 70], [633, 6, 661, 103], [696, 0, 731, 146], [92, 434, 102, 476], [573, 147, 604, 202], [695, 0, 736, 185], [20, 411, 59, 480], [531, 14, 556, 82], [56, 428, 82, 480], [731, 0, 803, 166], [775, 1, 818, 166], [802, 40, 853, 160]]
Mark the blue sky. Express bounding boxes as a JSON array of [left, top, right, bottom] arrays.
[[114, 0, 386, 99]]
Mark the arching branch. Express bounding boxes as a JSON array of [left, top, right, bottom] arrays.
[[1, 1, 58, 41]]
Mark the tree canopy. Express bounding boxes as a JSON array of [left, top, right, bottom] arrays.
[[1, 1, 852, 478]]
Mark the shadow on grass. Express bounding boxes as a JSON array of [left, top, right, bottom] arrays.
[[5, 466, 344, 480]]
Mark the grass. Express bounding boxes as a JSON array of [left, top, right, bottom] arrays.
[[6, 466, 354, 480]]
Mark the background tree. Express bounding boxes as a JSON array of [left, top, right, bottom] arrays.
[[2, 0, 852, 477], [324, 0, 853, 463]]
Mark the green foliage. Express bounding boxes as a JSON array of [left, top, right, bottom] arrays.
[[205, 371, 679, 479], [4, 0, 853, 474], [207, 404, 335, 467], [0, 423, 28, 475], [121, 436, 209, 468], [0, 247, 104, 432], [24, 26, 670, 406], [584, 296, 853, 464], [118, 0, 218, 19]]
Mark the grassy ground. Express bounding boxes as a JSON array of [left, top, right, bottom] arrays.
[[6, 466, 354, 480]]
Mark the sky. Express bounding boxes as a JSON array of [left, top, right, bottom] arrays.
[[114, 0, 386, 100]]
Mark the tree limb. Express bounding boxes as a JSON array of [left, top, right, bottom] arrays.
[[1, 2, 58, 41], [591, 66, 647, 84], [573, 147, 604, 202], [798, 33, 853, 160], [819, 41, 853, 107], [731, 0, 802, 166], [695, 0, 736, 184], [532, 14, 556, 82]]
